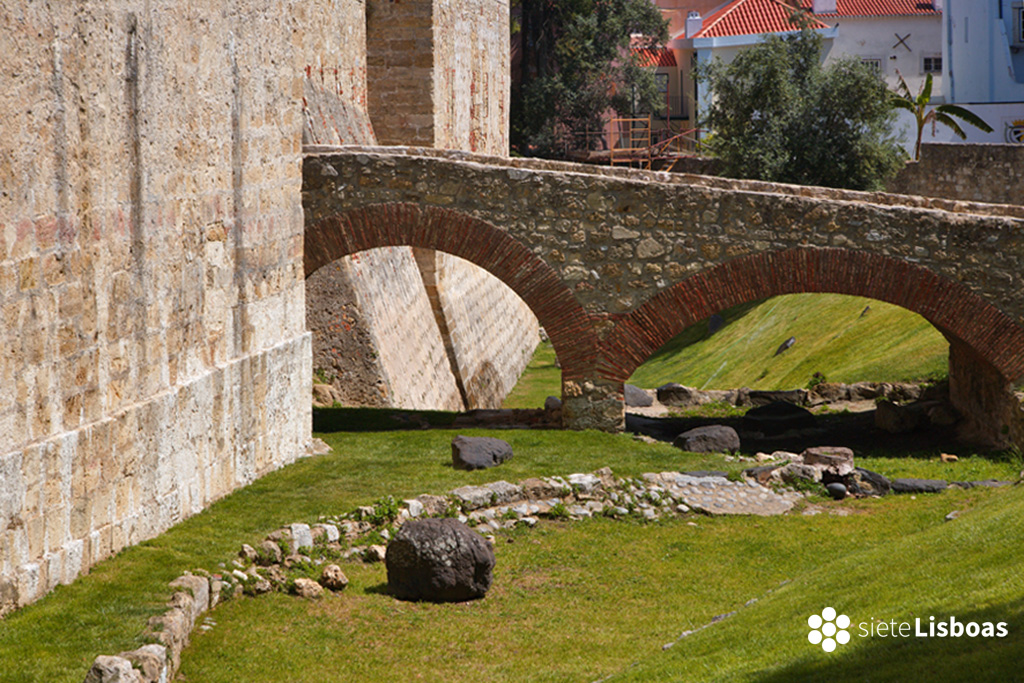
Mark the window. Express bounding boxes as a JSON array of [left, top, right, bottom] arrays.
[[861, 58, 882, 75], [655, 73, 669, 93], [1018, 7, 1024, 43], [923, 55, 942, 73]]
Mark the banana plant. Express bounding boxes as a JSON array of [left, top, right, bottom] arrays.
[[891, 71, 993, 161]]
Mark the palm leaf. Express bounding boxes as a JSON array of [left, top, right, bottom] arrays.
[[935, 104, 994, 133], [934, 112, 968, 140], [918, 73, 933, 106]]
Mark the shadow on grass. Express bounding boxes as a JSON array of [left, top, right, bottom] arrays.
[[313, 406, 458, 433], [625, 409, 987, 460], [753, 599, 1024, 683], [363, 583, 390, 596]]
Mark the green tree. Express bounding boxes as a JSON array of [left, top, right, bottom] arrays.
[[890, 71, 993, 161], [512, 0, 668, 157], [697, 30, 905, 191]]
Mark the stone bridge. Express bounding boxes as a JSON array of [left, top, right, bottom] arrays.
[[303, 145, 1024, 444]]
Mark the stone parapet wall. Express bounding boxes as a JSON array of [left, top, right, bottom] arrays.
[[888, 143, 1024, 206], [0, 0, 369, 611]]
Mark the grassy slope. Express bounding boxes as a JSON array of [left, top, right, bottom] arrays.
[[2, 417, 1017, 682], [504, 294, 948, 408]]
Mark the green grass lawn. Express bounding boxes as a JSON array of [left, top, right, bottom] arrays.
[[2, 417, 1020, 682], [504, 294, 948, 408]]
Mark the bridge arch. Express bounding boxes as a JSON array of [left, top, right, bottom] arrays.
[[601, 247, 1024, 445], [304, 202, 599, 380]]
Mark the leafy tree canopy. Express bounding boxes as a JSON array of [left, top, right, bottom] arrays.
[[512, 0, 669, 157], [697, 30, 906, 191]]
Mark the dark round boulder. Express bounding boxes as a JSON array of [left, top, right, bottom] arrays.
[[451, 435, 513, 470], [386, 519, 495, 602], [672, 425, 740, 454], [826, 482, 848, 500]]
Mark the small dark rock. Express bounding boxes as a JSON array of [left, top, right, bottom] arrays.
[[741, 401, 816, 436], [672, 425, 740, 454], [624, 384, 653, 408], [544, 396, 562, 411], [386, 519, 495, 602], [891, 478, 948, 494], [774, 336, 796, 356], [452, 435, 513, 471], [825, 482, 847, 500], [708, 313, 725, 335]]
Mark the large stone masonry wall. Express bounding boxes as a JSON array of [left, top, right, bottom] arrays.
[[0, 0, 371, 613], [888, 143, 1024, 206], [366, 0, 510, 154], [432, 252, 539, 409]]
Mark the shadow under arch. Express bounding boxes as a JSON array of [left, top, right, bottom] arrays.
[[304, 202, 598, 380], [601, 247, 1024, 385]]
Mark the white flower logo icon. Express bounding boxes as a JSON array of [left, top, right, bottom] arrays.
[[808, 607, 850, 652]]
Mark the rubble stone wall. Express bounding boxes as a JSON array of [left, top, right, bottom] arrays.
[[888, 143, 1024, 206]]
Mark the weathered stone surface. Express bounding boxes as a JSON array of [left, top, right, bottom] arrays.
[[258, 540, 283, 566], [742, 402, 816, 436], [843, 468, 892, 496], [117, 645, 168, 683], [365, 545, 387, 563], [673, 425, 740, 453], [451, 435, 513, 471], [520, 477, 566, 500], [624, 384, 653, 407], [801, 447, 855, 477], [293, 578, 325, 599], [657, 383, 702, 407], [875, 400, 921, 434], [891, 478, 949, 494], [84, 656, 144, 683], [778, 463, 822, 484], [386, 519, 495, 602], [320, 564, 349, 591], [449, 481, 522, 510], [748, 389, 806, 406], [669, 474, 798, 516]]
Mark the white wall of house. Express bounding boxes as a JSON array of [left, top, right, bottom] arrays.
[[944, 0, 1024, 104], [819, 15, 943, 99]]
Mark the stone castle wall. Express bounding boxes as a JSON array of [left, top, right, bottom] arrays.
[[0, 0, 374, 614], [888, 143, 1024, 206], [432, 252, 539, 409], [366, 0, 510, 153]]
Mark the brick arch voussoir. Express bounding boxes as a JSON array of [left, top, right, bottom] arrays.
[[601, 248, 1024, 384], [305, 202, 598, 379]]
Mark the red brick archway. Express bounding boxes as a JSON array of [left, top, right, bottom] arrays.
[[601, 248, 1024, 384], [305, 202, 598, 379]]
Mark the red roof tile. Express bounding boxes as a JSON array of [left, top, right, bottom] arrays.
[[802, 0, 940, 17], [695, 0, 829, 38], [694, 0, 937, 39], [633, 46, 677, 67]]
